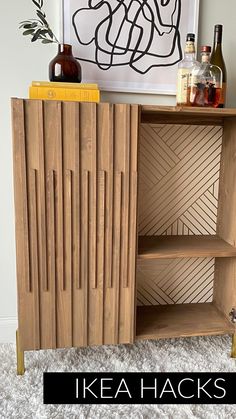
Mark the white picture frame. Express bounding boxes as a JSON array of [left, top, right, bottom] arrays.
[[62, 0, 199, 94]]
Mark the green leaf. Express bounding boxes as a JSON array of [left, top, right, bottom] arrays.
[[32, 0, 41, 8], [48, 28, 54, 39], [36, 10, 48, 25], [37, 9, 46, 19], [23, 29, 36, 35], [42, 39, 53, 44], [22, 22, 38, 29], [31, 28, 42, 42], [38, 29, 48, 35], [22, 23, 33, 29], [19, 20, 31, 25]]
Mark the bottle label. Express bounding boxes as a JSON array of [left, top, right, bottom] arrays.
[[185, 41, 195, 54], [177, 69, 190, 104]]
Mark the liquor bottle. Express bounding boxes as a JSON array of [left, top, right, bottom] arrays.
[[189, 46, 222, 108], [176, 33, 200, 105], [210, 24, 227, 108]]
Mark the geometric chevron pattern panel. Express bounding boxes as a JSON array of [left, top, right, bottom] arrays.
[[137, 257, 215, 306], [138, 124, 222, 236], [137, 124, 222, 305]]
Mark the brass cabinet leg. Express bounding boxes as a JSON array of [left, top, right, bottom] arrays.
[[231, 334, 236, 358], [16, 330, 25, 375]]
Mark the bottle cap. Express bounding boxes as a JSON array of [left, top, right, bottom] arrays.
[[201, 45, 211, 53], [186, 33, 195, 42], [214, 24, 223, 32]]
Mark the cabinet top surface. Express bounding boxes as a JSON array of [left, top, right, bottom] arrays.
[[12, 98, 236, 119], [141, 105, 236, 118]]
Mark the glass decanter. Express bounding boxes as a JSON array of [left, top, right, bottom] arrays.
[[189, 46, 222, 108]]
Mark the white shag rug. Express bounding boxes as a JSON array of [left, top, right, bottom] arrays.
[[0, 335, 235, 419]]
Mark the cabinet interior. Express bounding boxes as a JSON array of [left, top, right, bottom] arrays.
[[136, 108, 236, 340]]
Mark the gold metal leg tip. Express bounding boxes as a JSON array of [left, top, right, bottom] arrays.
[[231, 334, 236, 358], [16, 330, 25, 375]]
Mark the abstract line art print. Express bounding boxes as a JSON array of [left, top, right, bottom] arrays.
[[63, 0, 199, 93]]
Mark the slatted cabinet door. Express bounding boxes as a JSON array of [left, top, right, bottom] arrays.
[[12, 99, 139, 351]]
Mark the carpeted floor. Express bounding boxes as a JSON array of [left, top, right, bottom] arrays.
[[0, 335, 235, 418]]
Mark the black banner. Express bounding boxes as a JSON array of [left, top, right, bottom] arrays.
[[43, 372, 236, 404]]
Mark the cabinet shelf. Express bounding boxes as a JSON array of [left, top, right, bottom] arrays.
[[136, 303, 234, 340], [138, 235, 236, 260]]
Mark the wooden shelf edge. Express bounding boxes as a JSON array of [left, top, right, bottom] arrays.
[[141, 105, 236, 117], [138, 235, 236, 260]]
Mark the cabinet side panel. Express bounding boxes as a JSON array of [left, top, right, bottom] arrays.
[[214, 119, 236, 323], [12, 99, 40, 350]]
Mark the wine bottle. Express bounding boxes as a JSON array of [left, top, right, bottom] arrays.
[[211, 24, 227, 108], [176, 33, 200, 106]]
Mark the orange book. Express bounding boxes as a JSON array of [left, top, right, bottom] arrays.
[[32, 81, 98, 90], [29, 86, 100, 102]]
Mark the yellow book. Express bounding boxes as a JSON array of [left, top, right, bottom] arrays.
[[29, 86, 100, 102], [32, 81, 98, 90]]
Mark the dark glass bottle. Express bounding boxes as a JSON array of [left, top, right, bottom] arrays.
[[211, 25, 227, 108], [49, 44, 82, 83]]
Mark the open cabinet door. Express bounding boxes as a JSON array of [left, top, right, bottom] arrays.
[[12, 99, 139, 350]]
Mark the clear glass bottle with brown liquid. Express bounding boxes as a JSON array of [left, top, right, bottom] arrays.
[[189, 46, 222, 108]]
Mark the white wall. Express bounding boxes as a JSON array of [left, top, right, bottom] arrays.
[[0, 0, 60, 342], [0, 0, 235, 342]]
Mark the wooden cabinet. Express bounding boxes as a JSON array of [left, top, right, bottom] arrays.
[[12, 101, 236, 373]]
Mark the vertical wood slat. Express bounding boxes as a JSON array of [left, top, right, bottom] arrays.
[[121, 106, 131, 288], [12, 99, 40, 350], [25, 100, 55, 349], [105, 105, 114, 289], [90, 105, 97, 290], [28, 169, 39, 295], [100, 103, 116, 345], [81, 170, 89, 345], [41, 103, 57, 349], [12, 100, 31, 293], [128, 171, 138, 287], [47, 170, 56, 295], [64, 169, 72, 292], [36, 102, 48, 294], [87, 102, 103, 346], [72, 103, 89, 348], [62, 102, 80, 347], [113, 171, 122, 344], [44, 169, 56, 348], [96, 170, 106, 291], [23, 102, 41, 350], [62, 102, 82, 348], [27, 100, 56, 350], [117, 104, 139, 344], [44, 102, 64, 348], [81, 170, 89, 289]]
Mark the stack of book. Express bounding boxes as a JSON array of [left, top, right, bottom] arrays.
[[29, 81, 100, 103]]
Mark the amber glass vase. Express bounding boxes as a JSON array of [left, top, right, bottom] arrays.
[[49, 43, 82, 83]]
